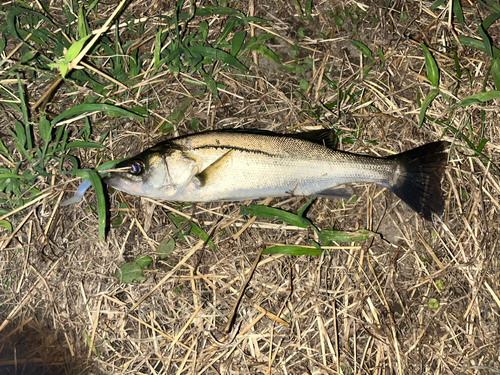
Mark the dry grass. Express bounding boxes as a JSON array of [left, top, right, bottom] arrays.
[[1, 0, 500, 374]]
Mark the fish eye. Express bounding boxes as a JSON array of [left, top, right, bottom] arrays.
[[129, 160, 145, 175]]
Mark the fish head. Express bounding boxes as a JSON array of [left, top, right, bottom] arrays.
[[103, 144, 196, 200]]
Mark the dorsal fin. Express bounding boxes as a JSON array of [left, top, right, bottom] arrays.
[[193, 128, 338, 149], [288, 129, 338, 149]]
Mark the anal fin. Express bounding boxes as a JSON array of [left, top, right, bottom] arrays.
[[311, 185, 354, 199]]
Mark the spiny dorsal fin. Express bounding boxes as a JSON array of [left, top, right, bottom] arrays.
[[288, 129, 338, 149], [196, 149, 234, 187], [212, 128, 338, 149]]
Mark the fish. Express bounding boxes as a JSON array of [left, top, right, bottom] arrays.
[[103, 129, 449, 221]]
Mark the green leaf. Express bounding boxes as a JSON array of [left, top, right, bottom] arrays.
[[300, 79, 309, 91], [190, 118, 199, 131], [248, 44, 282, 65], [204, 74, 220, 100], [427, 298, 440, 309], [491, 58, 500, 90], [421, 43, 439, 87], [59, 60, 69, 78], [190, 45, 248, 71], [169, 215, 215, 249], [64, 35, 91, 63], [458, 36, 500, 58], [483, 12, 500, 30], [350, 40, 372, 58], [17, 75, 31, 152], [12, 120, 27, 149], [167, 97, 195, 125], [452, 0, 465, 27], [38, 116, 52, 143], [0, 36, 6, 55], [319, 229, 379, 243], [20, 50, 37, 63], [157, 238, 175, 260], [95, 158, 128, 172], [0, 139, 10, 159], [263, 245, 323, 256], [51, 103, 143, 125], [477, 23, 493, 58], [239, 205, 309, 228], [154, 29, 162, 69], [136, 255, 153, 268], [430, 0, 446, 10], [231, 30, 246, 56], [74, 169, 107, 240], [460, 91, 500, 106], [115, 262, 144, 283], [435, 279, 445, 291], [418, 88, 440, 127], [305, 0, 313, 22], [0, 220, 13, 234], [78, 7, 88, 39], [189, 223, 216, 250]]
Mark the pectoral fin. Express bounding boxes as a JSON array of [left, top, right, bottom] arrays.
[[196, 150, 234, 187], [311, 185, 354, 199]]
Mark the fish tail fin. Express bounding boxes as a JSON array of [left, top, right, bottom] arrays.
[[386, 141, 449, 221]]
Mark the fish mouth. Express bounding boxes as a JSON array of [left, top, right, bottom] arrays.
[[102, 172, 155, 197], [102, 173, 134, 193], [101, 174, 117, 187]]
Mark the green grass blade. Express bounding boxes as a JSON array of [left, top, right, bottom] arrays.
[[430, 0, 446, 10], [7, 6, 56, 46], [64, 35, 91, 63], [189, 45, 248, 71], [492, 58, 500, 90], [249, 44, 282, 65], [305, 0, 313, 22], [231, 30, 246, 56], [51, 104, 143, 125], [476, 0, 500, 12], [452, 0, 465, 27], [17, 75, 31, 152], [239, 205, 310, 228], [421, 43, 439, 87], [75, 169, 107, 240], [350, 40, 372, 58], [215, 17, 240, 47], [0, 36, 6, 55], [169, 215, 215, 249], [263, 245, 323, 256], [0, 220, 13, 234], [477, 22, 493, 58], [458, 36, 500, 58], [320, 229, 380, 243], [460, 90, 500, 106], [419, 88, 440, 126], [38, 115, 53, 143], [482, 12, 500, 30]]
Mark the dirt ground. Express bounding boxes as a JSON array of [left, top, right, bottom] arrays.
[[1, 0, 499, 374]]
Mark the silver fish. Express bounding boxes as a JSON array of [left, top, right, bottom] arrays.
[[103, 129, 449, 221]]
